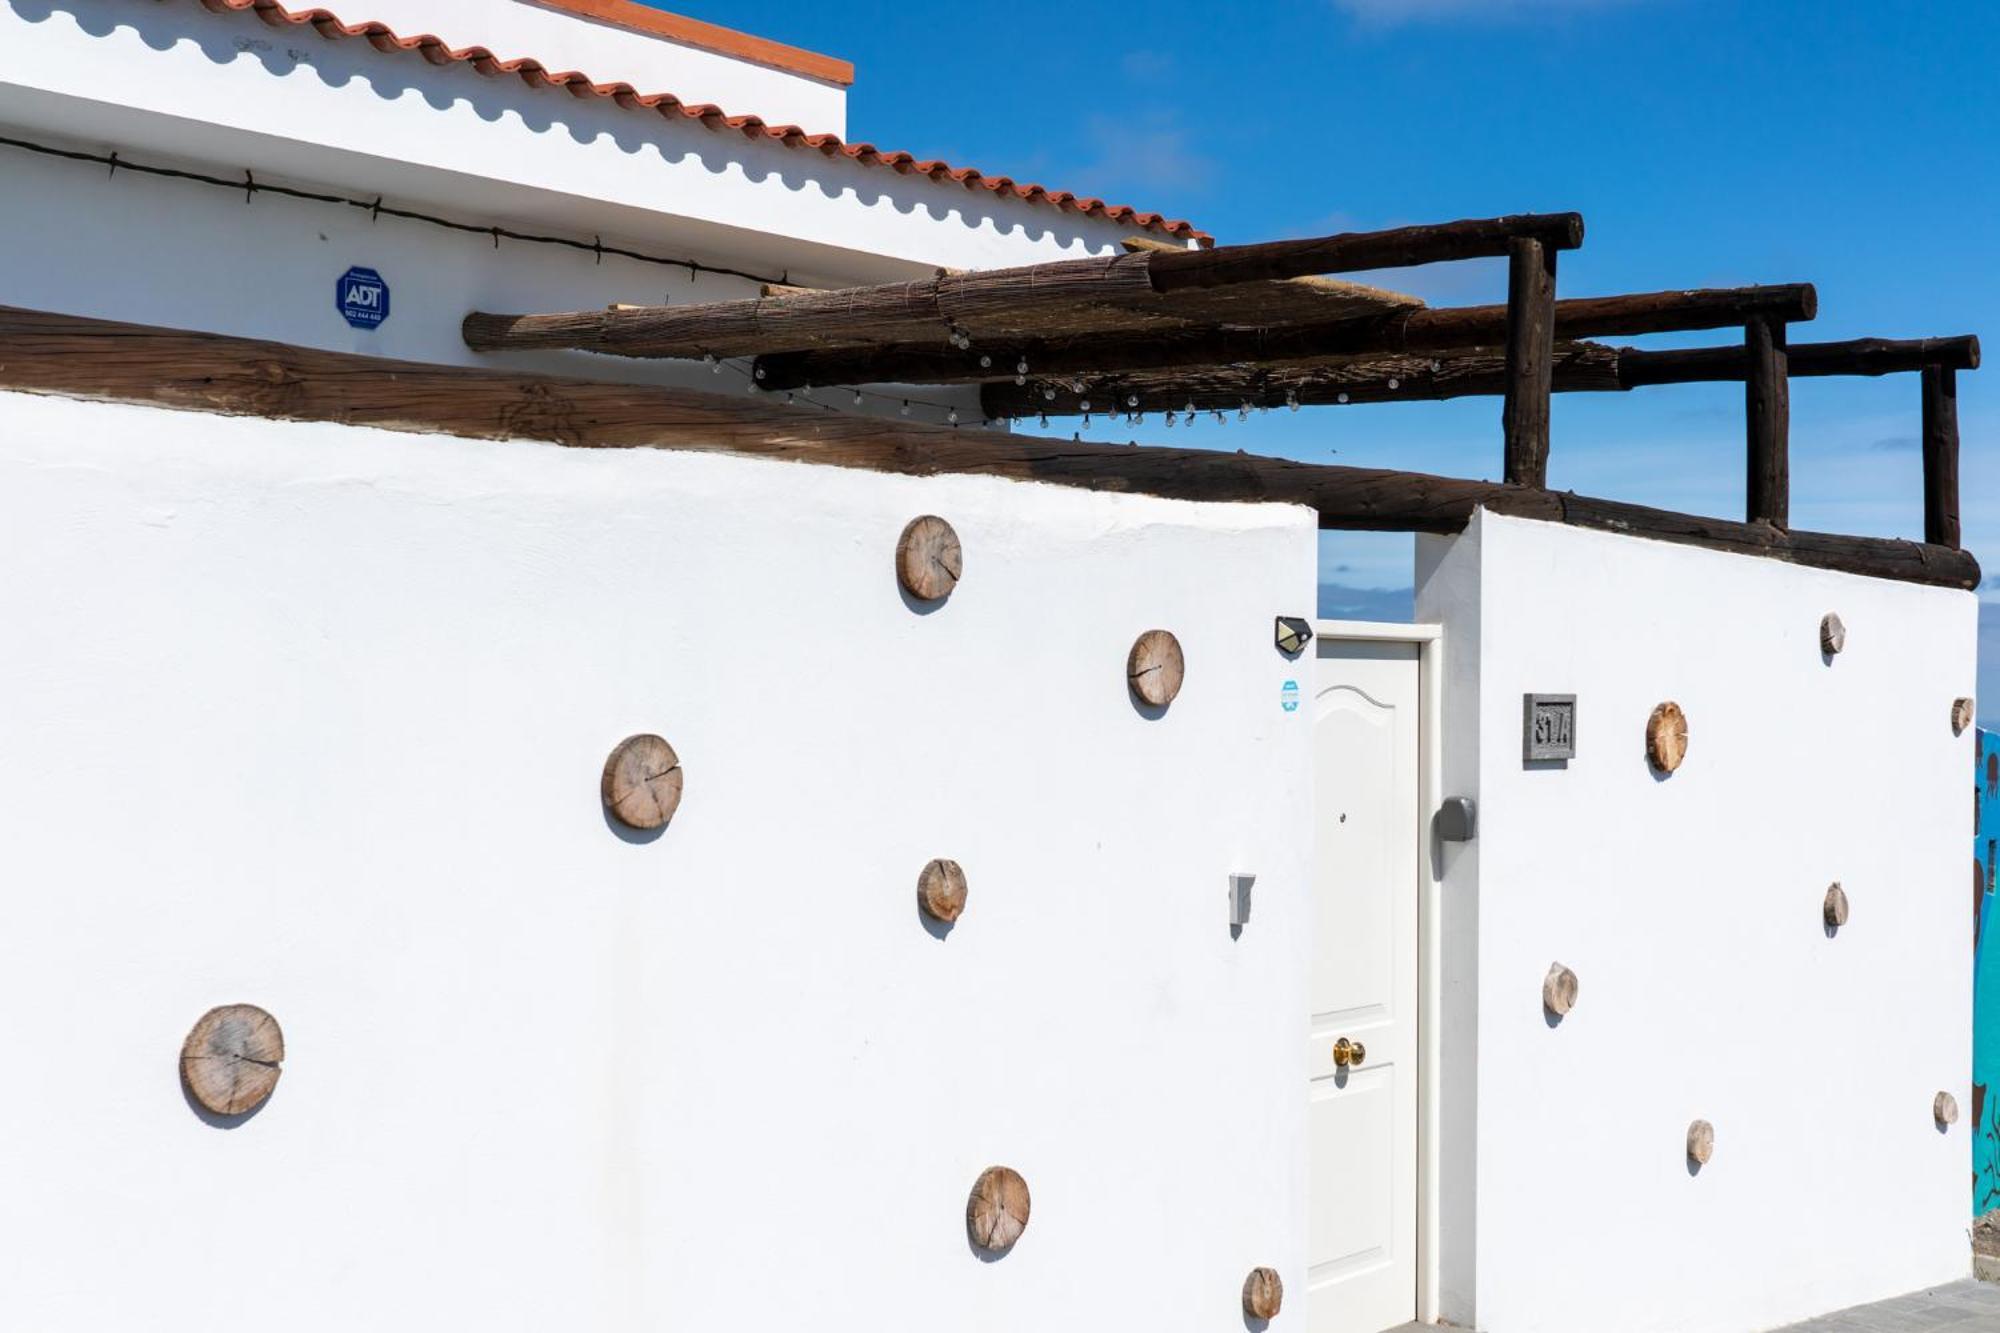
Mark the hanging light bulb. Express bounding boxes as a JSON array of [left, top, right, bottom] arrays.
[[1082, 412, 1092, 427], [1165, 412, 1178, 428], [1286, 389, 1300, 413], [1038, 412, 1049, 429], [1072, 379, 1086, 394], [1126, 394, 1140, 408], [1015, 374, 1027, 386], [1019, 359, 1031, 375], [1337, 392, 1350, 404], [784, 391, 795, 406], [1079, 398, 1091, 412], [1212, 410, 1224, 426], [1044, 388, 1058, 402], [1184, 399, 1197, 416], [754, 365, 767, 381], [900, 400, 912, 416], [979, 354, 993, 369], [1388, 377, 1401, 391], [947, 407, 960, 425], [704, 353, 721, 373], [853, 390, 864, 405], [1239, 401, 1251, 421]]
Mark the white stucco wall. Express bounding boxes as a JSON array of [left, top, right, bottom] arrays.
[[0, 0, 1163, 287], [0, 389, 1316, 1332], [1419, 511, 1978, 1333]]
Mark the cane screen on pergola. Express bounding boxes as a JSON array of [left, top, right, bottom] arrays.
[[455, 212, 1974, 591]]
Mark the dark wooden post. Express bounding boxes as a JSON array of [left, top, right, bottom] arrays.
[[1502, 237, 1558, 487], [1921, 364, 1961, 548], [1744, 315, 1790, 527]]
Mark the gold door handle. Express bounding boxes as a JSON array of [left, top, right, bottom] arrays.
[[1333, 1038, 1367, 1068]]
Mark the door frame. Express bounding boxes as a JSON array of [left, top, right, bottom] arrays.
[[1314, 618, 1443, 1326]]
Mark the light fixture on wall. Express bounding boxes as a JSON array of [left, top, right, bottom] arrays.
[[1274, 616, 1313, 655], [1229, 873, 1256, 927]]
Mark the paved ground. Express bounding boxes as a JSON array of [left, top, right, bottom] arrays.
[[1769, 1280, 2000, 1331], [1378, 1280, 2000, 1331]]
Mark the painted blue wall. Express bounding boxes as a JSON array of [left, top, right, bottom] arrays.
[[1974, 729, 2000, 1214]]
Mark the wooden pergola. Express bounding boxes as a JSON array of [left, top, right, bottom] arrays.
[[460, 211, 1978, 586]]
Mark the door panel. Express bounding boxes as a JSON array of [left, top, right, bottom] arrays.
[[1308, 640, 1419, 1333]]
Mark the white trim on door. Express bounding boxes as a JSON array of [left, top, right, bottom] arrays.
[[1315, 619, 1443, 1327]]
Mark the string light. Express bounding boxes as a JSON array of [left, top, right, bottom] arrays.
[[979, 354, 993, 369], [900, 400, 912, 416], [705, 353, 721, 374], [1286, 389, 1300, 412], [1338, 392, 1350, 404], [783, 391, 795, 406], [1165, 411, 1177, 428], [947, 407, 960, 425], [1239, 400, 1251, 421], [1044, 388, 1059, 402], [1387, 377, 1401, 391], [753, 365, 766, 380], [853, 390, 864, 405], [1038, 412, 1049, 428], [1212, 410, 1224, 426]]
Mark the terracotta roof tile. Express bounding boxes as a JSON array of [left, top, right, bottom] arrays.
[[194, 0, 1213, 243]]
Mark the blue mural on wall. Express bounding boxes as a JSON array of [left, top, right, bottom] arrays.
[[1975, 728, 2000, 1215]]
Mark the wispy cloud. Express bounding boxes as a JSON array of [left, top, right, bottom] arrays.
[[1334, 0, 1647, 26], [1070, 112, 1216, 195], [1872, 434, 1920, 452], [1119, 49, 1176, 82]]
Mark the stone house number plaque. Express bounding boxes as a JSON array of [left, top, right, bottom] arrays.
[[1524, 693, 1577, 762]]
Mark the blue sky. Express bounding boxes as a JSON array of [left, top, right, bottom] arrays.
[[657, 0, 1997, 718]]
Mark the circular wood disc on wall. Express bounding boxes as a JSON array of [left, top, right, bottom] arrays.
[[601, 734, 683, 830], [1936, 1091, 1960, 1127], [1542, 962, 1580, 1017], [1954, 698, 1977, 736], [180, 1004, 284, 1117], [1819, 612, 1846, 656], [1646, 702, 1688, 773], [1242, 1266, 1285, 1319], [966, 1166, 1031, 1254], [1126, 629, 1186, 708], [917, 858, 969, 924], [1686, 1118, 1715, 1166], [896, 515, 963, 602], [1823, 882, 1851, 929]]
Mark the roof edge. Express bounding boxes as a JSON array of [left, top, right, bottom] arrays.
[[524, 0, 854, 87]]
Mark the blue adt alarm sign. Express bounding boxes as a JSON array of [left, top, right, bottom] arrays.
[[336, 266, 390, 330]]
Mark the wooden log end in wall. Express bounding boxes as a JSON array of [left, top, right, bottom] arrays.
[[1127, 629, 1186, 708], [180, 1004, 284, 1117], [966, 1166, 1031, 1254], [1954, 698, 1978, 736], [1686, 1118, 1715, 1166], [1647, 702, 1688, 773], [1242, 1267, 1285, 1320], [1823, 882, 1850, 929], [918, 858, 969, 924], [601, 733, 683, 830], [1542, 962, 1580, 1017], [1819, 612, 1846, 656], [896, 515, 963, 602], [1936, 1091, 1960, 1127]]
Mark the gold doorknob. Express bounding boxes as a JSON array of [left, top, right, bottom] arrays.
[[1333, 1038, 1367, 1068]]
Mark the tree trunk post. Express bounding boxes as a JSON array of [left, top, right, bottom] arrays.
[[1745, 315, 1791, 527], [1502, 237, 1557, 487], [1921, 364, 1961, 548]]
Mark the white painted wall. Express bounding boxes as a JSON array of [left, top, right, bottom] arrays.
[[1419, 511, 1979, 1333], [0, 389, 1316, 1332], [0, 0, 1162, 287]]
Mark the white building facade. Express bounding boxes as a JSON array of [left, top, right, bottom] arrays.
[[0, 3, 1978, 1332]]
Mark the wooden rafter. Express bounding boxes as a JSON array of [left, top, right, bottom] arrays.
[[461, 213, 1582, 361], [747, 284, 1818, 391]]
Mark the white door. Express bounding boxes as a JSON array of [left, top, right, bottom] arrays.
[[1308, 638, 1420, 1333]]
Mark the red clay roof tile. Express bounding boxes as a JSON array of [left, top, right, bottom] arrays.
[[193, 0, 1212, 243]]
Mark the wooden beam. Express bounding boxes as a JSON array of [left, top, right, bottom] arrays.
[[0, 305, 1976, 589], [1744, 315, 1791, 527], [1921, 364, 1962, 548], [1145, 212, 1584, 291], [1618, 334, 1979, 386], [754, 284, 1818, 391], [1501, 237, 1557, 487], [979, 332, 1977, 420], [979, 343, 1624, 419], [464, 214, 1578, 361]]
